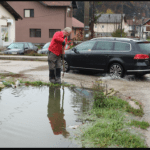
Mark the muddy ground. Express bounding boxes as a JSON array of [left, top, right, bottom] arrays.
[[0, 59, 150, 147]]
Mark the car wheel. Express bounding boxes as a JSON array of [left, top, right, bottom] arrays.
[[109, 63, 124, 78], [61, 59, 70, 72]]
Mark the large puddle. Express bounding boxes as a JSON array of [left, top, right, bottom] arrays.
[[0, 86, 93, 147]]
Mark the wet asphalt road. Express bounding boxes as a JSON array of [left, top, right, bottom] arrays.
[[0, 59, 150, 147]]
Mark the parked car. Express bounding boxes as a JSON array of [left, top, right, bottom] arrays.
[[38, 42, 50, 55], [63, 37, 150, 77], [28, 42, 38, 52], [3, 42, 37, 55], [38, 42, 69, 55]]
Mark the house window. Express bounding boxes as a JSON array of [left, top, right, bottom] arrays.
[[67, 7, 72, 17], [102, 25, 104, 28], [30, 29, 41, 37], [95, 24, 97, 28], [49, 29, 61, 38], [24, 9, 34, 18], [74, 29, 76, 35]]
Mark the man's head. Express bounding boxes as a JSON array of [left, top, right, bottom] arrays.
[[63, 27, 72, 37]]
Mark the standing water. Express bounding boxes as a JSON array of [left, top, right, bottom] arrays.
[[0, 86, 93, 148]]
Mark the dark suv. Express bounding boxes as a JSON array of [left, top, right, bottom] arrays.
[[63, 37, 150, 77]]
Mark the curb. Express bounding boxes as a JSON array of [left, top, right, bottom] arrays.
[[0, 55, 48, 61]]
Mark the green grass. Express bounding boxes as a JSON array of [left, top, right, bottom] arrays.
[[2, 80, 74, 88], [36, 45, 42, 50], [2, 80, 15, 86], [79, 118, 146, 148], [24, 53, 47, 56], [0, 72, 24, 78], [93, 91, 144, 117], [1, 76, 5, 79], [73, 83, 147, 148], [128, 120, 150, 130], [126, 104, 144, 117]]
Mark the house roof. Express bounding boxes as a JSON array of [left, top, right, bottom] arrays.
[[39, 1, 72, 7], [127, 18, 150, 26], [0, 1, 22, 20], [96, 14, 126, 23], [72, 17, 84, 28]]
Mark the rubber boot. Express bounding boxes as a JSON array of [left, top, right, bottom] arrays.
[[49, 69, 56, 84], [55, 68, 61, 84]]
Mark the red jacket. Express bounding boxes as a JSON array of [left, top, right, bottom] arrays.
[[48, 113, 66, 135], [48, 31, 67, 56]]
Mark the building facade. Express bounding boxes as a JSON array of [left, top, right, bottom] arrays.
[[7, 1, 77, 45], [94, 14, 128, 37], [0, 1, 22, 48]]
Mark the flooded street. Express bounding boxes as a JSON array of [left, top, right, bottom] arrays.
[[0, 85, 93, 147]]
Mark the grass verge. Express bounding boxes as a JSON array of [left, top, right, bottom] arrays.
[[127, 120, 150, 130], [72, 82, 148, 148], [2, 79, 75, 88]]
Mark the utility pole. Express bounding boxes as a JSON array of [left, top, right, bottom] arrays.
[[84, 1, 89, 41], [121, 1, 123, 37], [132, 16, 135, 38], [91, 1, 94, 39], [142, 17, 144, 39]]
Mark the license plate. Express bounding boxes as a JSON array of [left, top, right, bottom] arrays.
[[12, 52, 17, 54]]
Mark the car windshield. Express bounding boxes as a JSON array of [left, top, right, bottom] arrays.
[[43, 42, 50, 49], [8, 43, 24, 50], [137, 42, 150, 52]]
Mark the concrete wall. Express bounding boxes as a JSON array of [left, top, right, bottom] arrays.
[[8, 1, 72, 44]]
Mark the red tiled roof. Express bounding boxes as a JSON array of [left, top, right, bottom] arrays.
[[72, 17, 84, 28], [41, 1, 71, 7]]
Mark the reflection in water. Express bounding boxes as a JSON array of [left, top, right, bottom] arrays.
[[47, 86, 70, 138]]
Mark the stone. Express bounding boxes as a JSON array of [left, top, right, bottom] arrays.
[[0, 82, 5, 88]]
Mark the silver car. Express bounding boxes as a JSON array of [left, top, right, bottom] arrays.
[[38, 42, 69, 55], [38, 42, 50, 55], [3, 42, 38, 55]]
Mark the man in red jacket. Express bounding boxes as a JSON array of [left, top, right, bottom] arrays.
[[48, 27, 72, 84]]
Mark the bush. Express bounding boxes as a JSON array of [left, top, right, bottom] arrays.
[[111, 29, 127, 37], [76, 29, 84, 41], [147, 36, 150, 39]]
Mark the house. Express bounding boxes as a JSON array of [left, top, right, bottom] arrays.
[[0, 1, 22, 48], [7, 1, 77, 45], [127, 18, 150, 39], [94, 14, 128, 37], [71, 17, 84, 41]]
